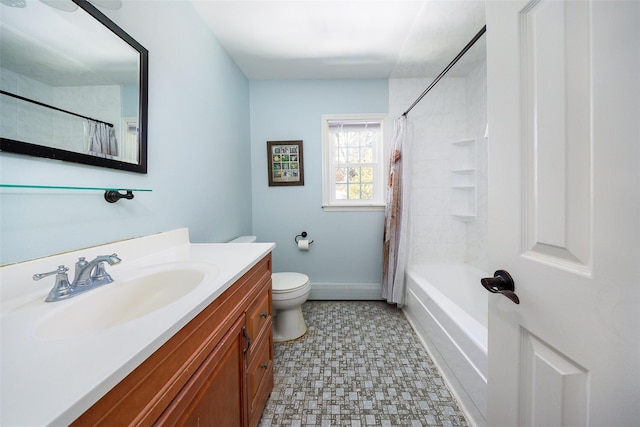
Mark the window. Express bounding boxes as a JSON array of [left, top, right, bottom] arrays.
[[322, 114, 386, 211]]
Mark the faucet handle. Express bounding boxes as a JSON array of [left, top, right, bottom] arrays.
[[91, 262, 113, 284], [33, 265, 69, 281], [33, 266, 74, 302], [88, 254, 121, 285]]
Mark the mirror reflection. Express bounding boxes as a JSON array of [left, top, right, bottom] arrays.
[[0, 0, 148, 173]]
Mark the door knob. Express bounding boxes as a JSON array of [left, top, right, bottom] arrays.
[[481, 270, 520, 304]]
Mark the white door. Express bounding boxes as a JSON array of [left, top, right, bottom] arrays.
[[485, 1, 640, 426]]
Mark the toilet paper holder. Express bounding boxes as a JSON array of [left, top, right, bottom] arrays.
[[294, 231, 314, 245]]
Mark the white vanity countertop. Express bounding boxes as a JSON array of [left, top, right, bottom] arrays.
[[0, 229, 275, 426]]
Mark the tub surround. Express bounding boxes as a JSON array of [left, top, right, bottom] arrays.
[[0, 229, 274, 426], [389, 58, 488, 271]]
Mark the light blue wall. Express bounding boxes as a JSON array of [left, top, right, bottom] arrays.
[[249, 80, 388, 284], [0, 2, 252, 264]]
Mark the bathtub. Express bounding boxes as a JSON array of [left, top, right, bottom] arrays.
[[403, 263, 488, 427]]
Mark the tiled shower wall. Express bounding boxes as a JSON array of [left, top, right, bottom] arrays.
[[389, 58, 487, 271], [464, 60, 488, 270], [1, 67, 122, 154]]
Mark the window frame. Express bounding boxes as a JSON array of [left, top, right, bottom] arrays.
[[321, 113, 388, 212]]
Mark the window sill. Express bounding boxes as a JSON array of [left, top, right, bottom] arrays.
[[322, 205, 385, 212]]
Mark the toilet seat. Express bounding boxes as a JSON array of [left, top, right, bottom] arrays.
[[272, 272, 310, 294]]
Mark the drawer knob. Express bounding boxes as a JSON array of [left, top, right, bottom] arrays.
[[260, 312, 268, 318]]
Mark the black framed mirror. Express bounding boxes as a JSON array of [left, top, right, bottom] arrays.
[[0, 0, 148, 173]]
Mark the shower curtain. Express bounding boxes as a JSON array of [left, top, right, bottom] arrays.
[[382, 115, 409, 305], [85, 120, 118, 158]]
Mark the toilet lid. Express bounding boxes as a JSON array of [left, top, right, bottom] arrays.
[[272, 272, 310, 293]]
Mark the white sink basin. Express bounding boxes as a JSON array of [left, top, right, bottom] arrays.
[[36, 264, 215, 340]]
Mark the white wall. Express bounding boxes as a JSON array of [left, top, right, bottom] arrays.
[[0, 2, 252, 264], [389, 58, 488, 271], [250, 79, 388, 286], [464, 60, 488, 269], [1, 70, 58, 148]]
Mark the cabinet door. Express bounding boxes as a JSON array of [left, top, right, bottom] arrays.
[[156, 316, 247, 426]]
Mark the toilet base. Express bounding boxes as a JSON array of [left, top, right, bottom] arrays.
[[273, 306, 307, 342]]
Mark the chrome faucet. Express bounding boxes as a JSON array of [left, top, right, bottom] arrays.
[[33, 254, 122, 302]]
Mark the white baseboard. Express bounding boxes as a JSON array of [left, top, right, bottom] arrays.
[[308, 282, 383, 300]]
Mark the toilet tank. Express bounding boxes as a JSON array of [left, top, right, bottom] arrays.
[[228, 235, 257, 243]]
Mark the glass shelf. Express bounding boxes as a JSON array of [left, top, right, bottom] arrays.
[[0, 184, 151, 192]]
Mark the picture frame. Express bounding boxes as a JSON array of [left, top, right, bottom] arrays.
[[267, 140, 304, 186]]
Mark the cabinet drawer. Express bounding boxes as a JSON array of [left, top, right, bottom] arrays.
[[246, 285, 271, 343], [246, 329, 272, 410]]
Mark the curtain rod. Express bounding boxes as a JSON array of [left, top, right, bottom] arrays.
[[0, 90, 114, 128], [402, 25, 487, 117]]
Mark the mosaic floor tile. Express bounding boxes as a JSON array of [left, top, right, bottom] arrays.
[[259, 301, 469, 427]]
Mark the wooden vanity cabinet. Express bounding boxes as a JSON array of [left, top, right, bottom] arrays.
[[72, 254, 273, 427], [156, 316, 246, 426]]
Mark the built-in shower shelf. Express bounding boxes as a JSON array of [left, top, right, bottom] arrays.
[[451, 214, 475, 221], [450, 139, 476, 220]]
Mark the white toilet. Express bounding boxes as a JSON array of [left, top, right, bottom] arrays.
[[271, 272, 311, 342], [229, 236, 311, 342]]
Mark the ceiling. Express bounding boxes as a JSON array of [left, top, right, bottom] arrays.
[[1, 0, 139, 86], [191, 0, 486, 80]]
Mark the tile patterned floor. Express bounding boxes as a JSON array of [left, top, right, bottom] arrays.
[[259, 301, 469, 427]]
